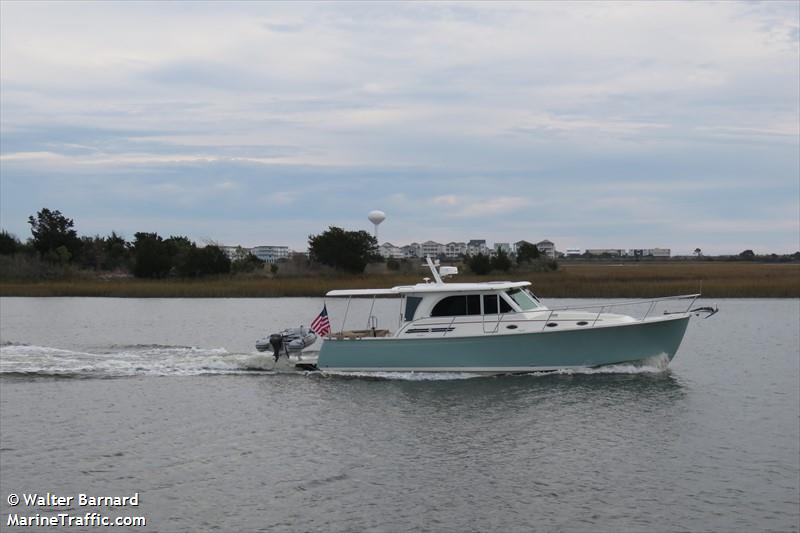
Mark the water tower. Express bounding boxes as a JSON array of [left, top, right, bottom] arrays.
[[368, 210, 386, 242]]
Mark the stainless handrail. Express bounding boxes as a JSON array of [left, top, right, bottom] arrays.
[[345, 293, 701, 338], [366, 296, 377, 329], [643, 301, 656, 320], [551, 293, 700, 311], [541, 309, 554, 332], [401, 293, 700, 332], [442, 316, 457, 337], [591, 306, 604, 327]]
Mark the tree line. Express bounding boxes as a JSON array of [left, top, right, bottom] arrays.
[[0, 208, 264, 278], [2, 208, 561, 280], [307, 227, 558, 275]]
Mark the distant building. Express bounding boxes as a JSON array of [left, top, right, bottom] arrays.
[[536, 239, 556, 259], [629, 248, 671, 258], [585, 248, 625, 257], [220, 246, 240, 260], [467, 239, 489, 256], [513, 240, 533, 255], [565, 248, 582, 257], [250, 245, 289, 263], [220, 245, 254, 262], [421, 240, 445, 258], [379, 242, 404, 259], [445, 242, 467, 259], [402, 243, 421, 259], [494, 242, 512, 255]]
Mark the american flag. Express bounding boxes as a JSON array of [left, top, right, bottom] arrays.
[[310, 305, 331, 336]]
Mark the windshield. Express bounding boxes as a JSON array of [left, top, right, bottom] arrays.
[[505, 288, 540, 311]]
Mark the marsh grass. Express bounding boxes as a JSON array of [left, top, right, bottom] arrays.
[[0, 262, 797, 298]]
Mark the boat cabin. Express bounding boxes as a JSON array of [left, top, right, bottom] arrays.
[[326, 276, 548, 339], [399, 283, 544, 323]]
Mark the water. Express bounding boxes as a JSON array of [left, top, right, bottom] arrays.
[[1, 297, 798, 532]]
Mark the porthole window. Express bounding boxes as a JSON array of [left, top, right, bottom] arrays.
[[546, 322, 558, 327], [577, 321, 588, 326]]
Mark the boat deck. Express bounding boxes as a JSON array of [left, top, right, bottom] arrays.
[[331, 329, 391, 339]]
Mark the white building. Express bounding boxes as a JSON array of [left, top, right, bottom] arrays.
[[467, 239, 489, 256], [421, 240, 445, 258], [536, 239, 556, 259], [379, 242, 404, 259], [220, 245, 254, 262], [250, 245, 289, 263], [565, 248, 582, 257], [445, 242, 467, 259]]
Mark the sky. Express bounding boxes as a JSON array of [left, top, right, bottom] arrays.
[[1, 1, 798, 255]]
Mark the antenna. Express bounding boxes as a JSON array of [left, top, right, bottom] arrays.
[[425, 256, 443, 284], [367, 210, 386, 241]]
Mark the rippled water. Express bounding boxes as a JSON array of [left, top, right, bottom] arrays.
[[1, 297, 798, 532]]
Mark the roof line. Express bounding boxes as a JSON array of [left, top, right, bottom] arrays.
[[326, 281, 531, 297]]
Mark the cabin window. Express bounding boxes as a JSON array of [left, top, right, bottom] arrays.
[[483, 294, 513, 314], [431, 295, 482, 317], [506, 288, 539, 311], [467, 295, 480, 315], [404, 296, 423, 321], [483, 294, 498, 315]]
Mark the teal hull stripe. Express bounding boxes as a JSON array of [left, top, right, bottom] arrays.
[[318, 315, 690, 371]]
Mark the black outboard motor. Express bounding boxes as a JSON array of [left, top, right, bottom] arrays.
[[269, 333, 285, 362]]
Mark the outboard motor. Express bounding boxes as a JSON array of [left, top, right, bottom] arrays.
[[269, 333, 285, 361], [255, 326, 318, 360]]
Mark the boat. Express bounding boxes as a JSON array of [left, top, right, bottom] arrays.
[[255, 326, 317, 361], [309, 257, 716, 374]]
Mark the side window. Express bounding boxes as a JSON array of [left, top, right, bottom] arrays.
[[404, 296, 422, 321], [430, 295, 482, 317], [466, 295, 481, 315], [431, 296, 467, 317], [483, 294, 498, 314], [484, 294, 514, 314]]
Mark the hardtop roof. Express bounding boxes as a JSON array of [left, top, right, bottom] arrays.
[[326, 280, 531, 297]]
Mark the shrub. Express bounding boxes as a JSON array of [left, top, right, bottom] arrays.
[[467, 253, 492, 275]]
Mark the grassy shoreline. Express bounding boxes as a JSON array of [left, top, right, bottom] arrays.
[[1, 262, 797, 298]]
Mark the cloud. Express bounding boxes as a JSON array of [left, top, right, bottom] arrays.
[[214, 180, 239, 191], [451, 197, 531, 218], [1, 1, 797, 252], [144, 60, 268, 90], [432, 195, 458, 207], [264, 191, 295, 206]]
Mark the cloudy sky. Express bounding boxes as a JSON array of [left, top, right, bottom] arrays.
[[1, 1, 798, 254]]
